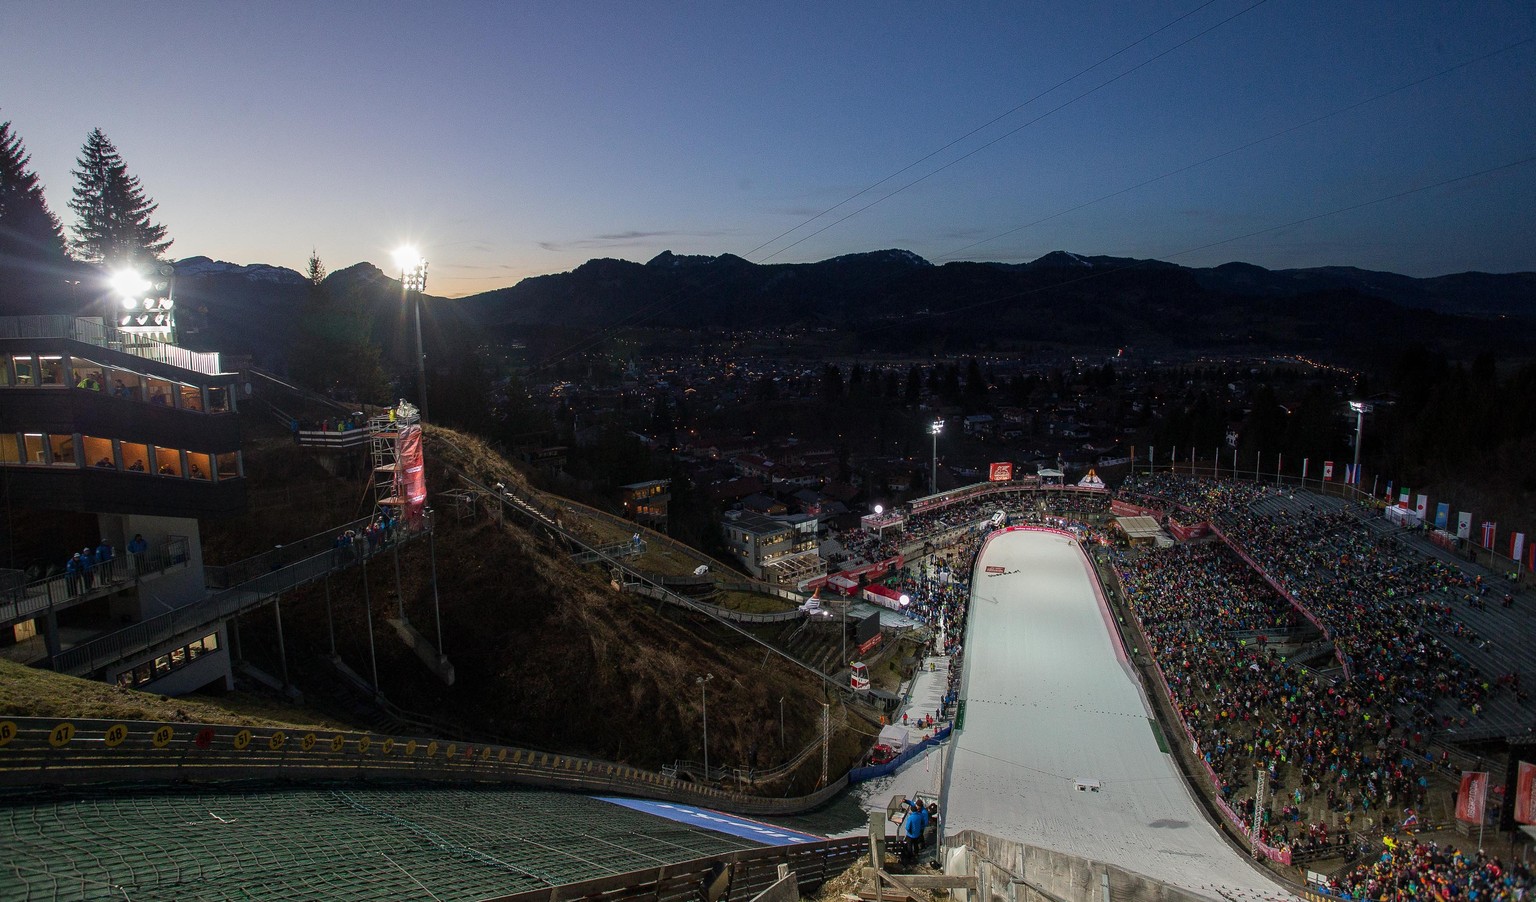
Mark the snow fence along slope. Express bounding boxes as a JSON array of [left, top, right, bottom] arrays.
[[943, 527, 1295, 902]]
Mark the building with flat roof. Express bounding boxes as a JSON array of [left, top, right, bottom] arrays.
[[720, 510, 823, 584], [0, 315, 246, 693]]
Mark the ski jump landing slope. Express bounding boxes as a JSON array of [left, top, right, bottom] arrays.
[[944, 528, 1294, 902]]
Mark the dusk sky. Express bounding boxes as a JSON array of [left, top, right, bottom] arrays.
[[4, 1, 1533, 298]]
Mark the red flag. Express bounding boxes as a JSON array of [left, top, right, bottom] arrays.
[[1457, 771, 1488, 823], [1517, 761, 1535, 825]]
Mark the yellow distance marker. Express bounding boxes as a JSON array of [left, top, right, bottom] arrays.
[[48, 723, 76, 748]]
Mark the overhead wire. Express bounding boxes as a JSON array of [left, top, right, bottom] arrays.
[[530, 6, 1529, 368], [754, 0, 1273, 265], [934, 36, 1535, 262], [728, 38, 1536, 337], [528, 0, 1261, 370], [859, 153, 1536, 336], [738, 0, 1226, 262]]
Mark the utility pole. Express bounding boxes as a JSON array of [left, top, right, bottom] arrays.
[[697, 673, 713, 779]]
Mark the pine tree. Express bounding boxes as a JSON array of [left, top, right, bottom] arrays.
[[306, 249, 326, 286], [68, 128, 171, 266], [0, 118, 68, 268]]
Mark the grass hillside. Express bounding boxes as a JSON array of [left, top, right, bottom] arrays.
[[0, 659, 351, 730], [194, 416, 874, 789]]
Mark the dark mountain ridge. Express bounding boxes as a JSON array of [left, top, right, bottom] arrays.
[[461, 249, 1532, 362], [8, 249, 1524, 367]]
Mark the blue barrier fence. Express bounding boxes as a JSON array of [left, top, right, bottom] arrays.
[[847, 725, 952, 783]]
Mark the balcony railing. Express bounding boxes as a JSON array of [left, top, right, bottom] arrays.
[[0, 315, 224, 376]]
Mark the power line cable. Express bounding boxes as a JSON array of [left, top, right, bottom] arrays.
[[723, 39, 1535, 336], [529, 1, 1259, 369], [755, 0, 1273, 264], [936, 36, 1535, 262], [862, 153, 1536, 335], [739, 0, 1226, 262]]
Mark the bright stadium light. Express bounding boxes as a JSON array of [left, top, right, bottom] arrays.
[[393, 247, 430, 422], [110, 269, 150, 306]]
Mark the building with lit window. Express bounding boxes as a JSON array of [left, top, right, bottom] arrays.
[[0, 315, 245, 693], [618, 479, 670, 530], [720, 510, 824, 585]]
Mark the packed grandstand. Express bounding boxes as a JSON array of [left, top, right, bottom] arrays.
[[814, 473, 1533, 900]]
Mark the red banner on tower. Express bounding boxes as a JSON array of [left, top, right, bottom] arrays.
[[397, 423, 427, 528], [989, 462, 1013, 482], [1516, 762, 1535, 824], [1456, 771, 1488, 824]]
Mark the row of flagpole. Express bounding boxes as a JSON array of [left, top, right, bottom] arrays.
[[1136, 444, 1535, 579]]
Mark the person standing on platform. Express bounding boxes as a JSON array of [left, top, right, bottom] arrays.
[[128, 534, 148, 574], [79, 547, 95, 591], [65, 552, 83, 595], [96, 540, 114, 583]]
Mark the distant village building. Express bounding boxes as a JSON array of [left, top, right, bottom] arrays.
[[618, 479, 670, 530], [963, 414, 994, 436]]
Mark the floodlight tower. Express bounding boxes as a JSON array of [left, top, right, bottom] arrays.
[[394, 247, 429, 424], [1349, 401, 1373, 479], [110, 263, 176, 345], [930, 419, 944, 493]]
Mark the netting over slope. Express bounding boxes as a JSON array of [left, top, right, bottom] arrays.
[[1, 783, 763, 901]]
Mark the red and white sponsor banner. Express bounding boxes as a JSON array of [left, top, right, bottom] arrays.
[[1323, 461, 1334, 480], [861, 583, 909, 612], [1167, 520, 1211, 542], [1516, 761, 1536, 824], [1111, 500, 1162, 518], [1482, 521, 1497, 549], [396, 423, 427, 527], [989, 462, 1013, 482], [826, 574, 859, 595], [1457, 771, 1489, 824], [985, 565, 1006, 574], [857, 633, 882, 656], [825, 555, 905, 595]]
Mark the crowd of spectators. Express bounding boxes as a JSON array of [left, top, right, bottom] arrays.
[[1115, 473, 1535, 898], [330, 511, 402, 567], [887, 534, 974, 658], [1330, 839, 1532, 902], [1117, 542, 1435, 860], [1123, 474, 1503, 736], [822, 472, 1534, 895]]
